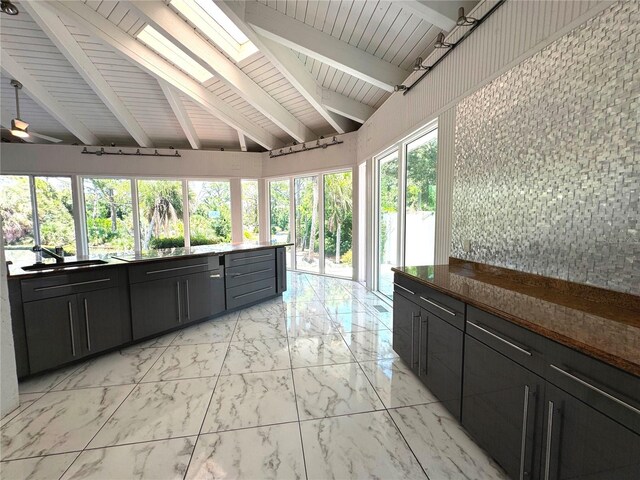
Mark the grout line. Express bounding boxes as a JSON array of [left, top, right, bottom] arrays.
[[182, 314, 238, 480], [286, 299, 310, 480], [56, 451, 83, 480]]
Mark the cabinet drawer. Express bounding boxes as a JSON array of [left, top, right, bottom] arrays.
[[226, 260, 275, 288], [21, 268, 122, 302], [225, 249, 275, 268], [128, 256, 219, 283], [544, 340, 640, 434], [394, 274, 465, 330], [226, 278, 276, 310], [467, 306, 547, 376]]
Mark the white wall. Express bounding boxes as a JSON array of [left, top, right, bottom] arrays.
[[0, 231, 19, 418]]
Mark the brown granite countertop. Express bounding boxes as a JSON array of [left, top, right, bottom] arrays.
[[392, 260, 640, 376], [7, 242, 293, 279]]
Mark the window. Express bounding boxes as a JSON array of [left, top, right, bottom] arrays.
[[294, 176, 319, 273], [405, 129, 437, 265], [188, 180, 231, 245], [1, 175, 35, 264], [323, 171, 353, 278], [269, 180, 290, 243], [137, 179, 184, 250], [376, 152, 400, 298], [83, 178, 134, 254], [35, 176, 76, 256], [241, 180, 259, 241], [373, 123, 438, 299]]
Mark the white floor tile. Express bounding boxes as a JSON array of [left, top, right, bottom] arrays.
[[0, 453, 78, 480], [389, 403, 509, 480], [142, 343, 228, 382], [202, 370, 297, 433], [342, 329, 398, 362], [221, 338, 291, 375], [186, 423, 305, 480], [289, 334, 354, 368], [171, 317, 237, 346]]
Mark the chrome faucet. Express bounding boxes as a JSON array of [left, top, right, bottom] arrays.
[[32, 245, 65, 264]]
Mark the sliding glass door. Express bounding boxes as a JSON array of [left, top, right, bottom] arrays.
[[294, 176, 319, 273], [374, 123, 438, 299], [376, 151, 400, 299], [324, 171, 353, 278]]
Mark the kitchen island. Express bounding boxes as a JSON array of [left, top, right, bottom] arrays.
[[7, 242, 291, 379]]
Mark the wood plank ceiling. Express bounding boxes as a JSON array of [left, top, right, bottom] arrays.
[[0, 0, 476, 151]]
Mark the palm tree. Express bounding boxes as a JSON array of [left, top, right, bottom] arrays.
[[138, 181, 183, 249], [325, 173, 352, 263]]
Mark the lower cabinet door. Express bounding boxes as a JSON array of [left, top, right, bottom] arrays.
[[462, 335, 544, 480], [130, 277, 182, 339], [542, 383, 640, 480], [181, 271, 225, 324], [392, 292, 420, 370], [23, 294, 82, 374], [78, 287, 131, 355], [420, 310, 463, 419]]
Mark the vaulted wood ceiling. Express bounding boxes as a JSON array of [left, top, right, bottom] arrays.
[[0, 0, 476, 151]]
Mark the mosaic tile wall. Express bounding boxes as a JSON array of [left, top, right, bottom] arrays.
[[451, 2, 639, 294]]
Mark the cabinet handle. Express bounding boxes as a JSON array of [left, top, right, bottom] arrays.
[[230, 253, 273, 264], [419, 296, 456, 316], [185, 280, 191, 321], [543, 401, 554, 480], [393, 283, 415, 295], [233, 286, 272, 299], [519, 385, 530, 480], [231, 268, 272, 278], [176, 281, 181, 323], [467, 321, 532, 356], [146, 263, 208, 275], [67, 301, 76, 357], [411, 314, 416, 368], [210, 273, 222, 278], [34, 278, 110, 291], [549, 364, 640, 415], [83, 298, 91, 351]]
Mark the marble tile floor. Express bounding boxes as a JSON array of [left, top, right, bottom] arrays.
[[0, 272, 508, 480]]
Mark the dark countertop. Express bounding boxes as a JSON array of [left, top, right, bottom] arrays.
[[392, 260, 640, 376], [8, 242, 293, 279]]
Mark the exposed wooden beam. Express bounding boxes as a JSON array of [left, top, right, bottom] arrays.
[[241, 1, 407, 92], [128, 0, 315, 143], [321, 89, 375, 124], [238, 131, 247, 152], [1, 52, 100, 145], [21, 1, 153, 148], [159, 81, 201, 150], [48, 0, 280, 150], [392, 1, 457, 31], [217, 1, 351, 134]]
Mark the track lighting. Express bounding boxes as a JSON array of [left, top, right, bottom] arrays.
[[1, 1, 19, 15], [434, 32, 452, 49], [82, 147, 182, 157], [456, 7, 477, 26], [268, 136, 343, 158], [413, 57, 428, 71], [394, 85, 408, 92]]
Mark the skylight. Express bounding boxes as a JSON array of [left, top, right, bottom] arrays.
[[137, 25, 214, 83], [170, 0, 258, 63]]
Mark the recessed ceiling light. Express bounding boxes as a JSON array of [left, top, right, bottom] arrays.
[[137, 25, 213, 82], [170, 0, 257, 62]]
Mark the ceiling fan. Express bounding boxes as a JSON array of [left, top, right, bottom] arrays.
[[4, 79, 63, 143]]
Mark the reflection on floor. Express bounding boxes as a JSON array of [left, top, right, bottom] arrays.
[[0, 272, 508, 480]]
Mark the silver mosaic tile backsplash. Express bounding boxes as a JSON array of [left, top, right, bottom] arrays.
[[452, 2, 639, 294]]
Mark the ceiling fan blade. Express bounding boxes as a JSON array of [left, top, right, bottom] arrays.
[[28, 131, 63, 143]]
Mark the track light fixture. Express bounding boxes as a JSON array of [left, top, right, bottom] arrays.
[[394, 85, 408, 92], [413, 57, 428, 71], [434, 32, 452, 49], [456, 7, 477, 26], [1, 1, 19, 15]]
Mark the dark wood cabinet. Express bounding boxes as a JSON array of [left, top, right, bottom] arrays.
[[181, 270, 225, 324], [78, 287, 131, 355], [392, 291, 420, 368], [542, 383, 640, 480], [276, 246, 287, 293], [23, 294, 81, 374], [462, 335, 545, 480], [130, 276, 182, 339], [421, 308, 463, 419]]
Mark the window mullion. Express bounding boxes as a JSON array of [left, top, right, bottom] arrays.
[[29, 176, 40, 246]]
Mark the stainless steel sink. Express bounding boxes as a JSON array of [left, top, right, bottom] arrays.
[[21, 259, 108, 271]]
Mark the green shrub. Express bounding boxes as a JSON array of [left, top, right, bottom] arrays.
[[149, 235, 224, 249], [341, 249, 353, 266]]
